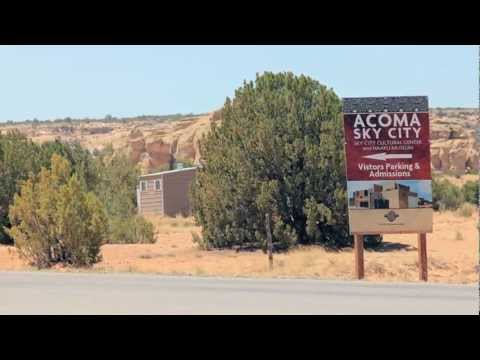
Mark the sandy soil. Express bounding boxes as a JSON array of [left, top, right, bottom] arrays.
[[0, 212, 478, 284]]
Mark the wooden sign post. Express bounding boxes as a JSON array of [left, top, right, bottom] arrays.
[[343, 96, 433, 281], [418, 233, 428, 281], [353, 233, 428, 281], [354, 234, 364, 279]]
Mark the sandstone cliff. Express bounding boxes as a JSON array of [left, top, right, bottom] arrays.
[[1, 109, 477, 175], [430, 109, 478, 175]]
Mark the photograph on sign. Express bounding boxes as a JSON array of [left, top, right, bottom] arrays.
[[342, 96, 433, 234], [348, 180, 432, 210]]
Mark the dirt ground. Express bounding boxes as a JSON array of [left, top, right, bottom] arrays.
[[0, 211, 478, 284]]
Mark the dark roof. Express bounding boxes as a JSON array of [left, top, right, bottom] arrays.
[[342, 96, 428, 113], [139, 166, 197, 179]]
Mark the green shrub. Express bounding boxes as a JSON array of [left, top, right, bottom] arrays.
[[462, 180, 479, 205], [0, 132, 99, 244], [0, 130, 44, 244], [109, 215, 155, 244], [133, 216, 155, 243], [6, 155, 108, 268], [93, 145, 155, 244], [0, 216, 10, 244], [192, 72, 349, 250], [39, 139, 99, 192], [432, 177, 464, 211]]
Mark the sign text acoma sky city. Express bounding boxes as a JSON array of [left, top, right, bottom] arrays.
[[342, 96, 432, 280]]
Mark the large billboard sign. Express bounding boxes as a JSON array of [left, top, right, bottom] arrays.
[[342, 96, 433, 234]]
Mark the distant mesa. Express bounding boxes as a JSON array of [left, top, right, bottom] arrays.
[[1, 109, 477, 176]]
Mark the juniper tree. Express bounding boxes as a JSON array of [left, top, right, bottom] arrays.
[[0, 133, 101, 244], [191, 72, 349, 250], [39, 140, 99, 192], [93, 145, 155, 244], [6, 154, 108, 268], [462, 180, 479, 205], [0, 130, 43, 244]]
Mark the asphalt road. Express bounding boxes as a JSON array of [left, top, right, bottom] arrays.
[[0, 271, 477, 314]]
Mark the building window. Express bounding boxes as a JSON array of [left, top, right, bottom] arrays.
[[140, 181, 146, 192], [374, 199, 389, 209], [155, 179, 162, 191]]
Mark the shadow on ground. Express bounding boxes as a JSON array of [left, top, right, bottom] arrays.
[[366, 241, 414, 253]]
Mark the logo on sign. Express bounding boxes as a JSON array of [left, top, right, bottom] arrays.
[[384, 210, 399, 222]]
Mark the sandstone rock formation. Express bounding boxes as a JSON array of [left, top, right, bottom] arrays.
[[429, 109, 478, 175], [2, 109, 476, 176], [128, 129, 146, 163], [122, 114, 211, 173], [145, 139, 173, 169]]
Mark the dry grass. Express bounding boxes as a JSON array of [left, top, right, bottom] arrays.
[[456, 203, 476, 218], [0, 211, 478, 284], [438, 174, 479, 187], [145, 214, 198, 235]]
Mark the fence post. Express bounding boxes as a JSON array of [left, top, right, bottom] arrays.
[[265, 213, 273, 270]]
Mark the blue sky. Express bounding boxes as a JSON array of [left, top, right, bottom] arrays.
[[0, 45, 477, 122], [348, 180, 432, 201]]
